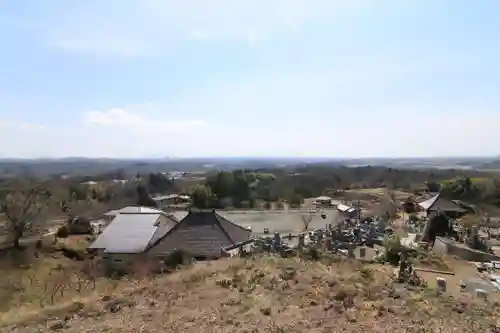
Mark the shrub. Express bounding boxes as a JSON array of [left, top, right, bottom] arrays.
[[383, 234, 402, 265], [56, 225, 70, 238]]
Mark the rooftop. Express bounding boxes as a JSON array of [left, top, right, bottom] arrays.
[[418, 193, 467, 213], [152, 194, 179, 201], [150, 210, 251, 258], [90, 212, 178, 253], [337, 203, 356, 213], [152, 194, 191, 201], [103, 206, 163, 216]]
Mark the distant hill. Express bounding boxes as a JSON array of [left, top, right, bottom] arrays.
[[476, 159, 500, 170], [0, 157, 345, 177], [0, 156, 498, 177]]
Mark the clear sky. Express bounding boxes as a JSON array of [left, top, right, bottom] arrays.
[[1, 0, 500, 158]]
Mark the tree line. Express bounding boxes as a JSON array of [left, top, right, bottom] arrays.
[[2, 165, 500, 249], [0, 172, 178, 249], [189, 166, 500, 209]]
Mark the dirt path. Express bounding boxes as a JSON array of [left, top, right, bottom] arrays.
[[418, 258, 499, 299]]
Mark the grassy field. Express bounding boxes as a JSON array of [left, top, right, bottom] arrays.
[[2, 254, 498, 332]]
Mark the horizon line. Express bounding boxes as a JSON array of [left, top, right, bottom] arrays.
[[0, 156, 498, 161]]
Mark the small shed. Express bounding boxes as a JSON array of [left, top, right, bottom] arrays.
[[337, 203, 358, 218], [152, 194, 192, 208], [313, 196, 333, 206], [149, 209, 251, 260]]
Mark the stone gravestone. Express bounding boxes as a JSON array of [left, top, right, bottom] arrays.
[[273, 232, 281, 251], [347, 244, 356, 258], [322, 236, 328, 252], [367, 225, 378, 247], [326, 238, 335, 252], [476, 289, 488, 301], [398, 253, 408, 282], [298, 234, 305, 248], [436, 277, 447, 293], [238, 245, 244, 257]]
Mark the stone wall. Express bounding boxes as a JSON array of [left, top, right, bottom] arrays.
[[101, 253, 161, 275], [102, 253, 139, 274], [433, 237, 500, 262], [101, 251, 187, 275]]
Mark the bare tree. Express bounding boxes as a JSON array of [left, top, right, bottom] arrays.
[[1, 186, 51, 249], [62, 196, 108, 219], [481, 215, 495, 240], [461, 213, 483, 230], [300, 210, 315, 230], [376, 189, 398, 221], [63, 182, 114, 215]]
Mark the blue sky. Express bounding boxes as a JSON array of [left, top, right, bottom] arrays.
[[1, 0, 500, 158]]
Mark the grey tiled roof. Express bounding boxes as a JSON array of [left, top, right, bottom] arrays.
[[418, 193, 467, 212], [103, 206, 163, 216], [89, 213, 177, 253], [150, 210, 251, 258], [418, 193, 440, 210]]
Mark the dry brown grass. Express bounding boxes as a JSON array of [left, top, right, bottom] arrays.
[[0, 254, 106, 314], [53, 235, 94, 252], [0, 236, 101, 318], [411, 249, 450, 271], [1, 254, 499, 332]]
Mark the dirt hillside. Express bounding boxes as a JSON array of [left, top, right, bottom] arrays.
[[3, 254, 499, 333]]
